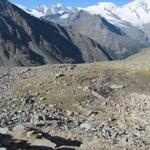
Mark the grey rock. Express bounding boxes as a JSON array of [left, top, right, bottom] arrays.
[[80, 123, 91, 131], [0, 127, 9, 134], [12, 124, 27, 139], [0, 148, 7, 150], [110, 84, 124, 89], [66, 110, 74, 116]]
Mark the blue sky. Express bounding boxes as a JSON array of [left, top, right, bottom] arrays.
[[10, 0, 133, 8]]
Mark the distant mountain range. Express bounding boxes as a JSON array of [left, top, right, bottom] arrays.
[[18, 0, 150, 59], [20, 0, 150, 27], [0, 0, 111, 66]]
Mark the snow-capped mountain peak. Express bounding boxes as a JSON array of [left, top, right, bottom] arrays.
[[120, 0, 150, 26], [85, 2, 117, 16], [84, 2, 120, 26], [17, 0, 150, 27], [46, 3, 70, 15], [35, 4, 48, 14], [85, 0, 150, 27], [16, 4, 48, 17], [19, 2, 78, 19]]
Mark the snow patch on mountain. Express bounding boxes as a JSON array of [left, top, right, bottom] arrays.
[[85, 2, 117, 15], [84, 2, 123, 26], [60, 13, 69, 19]]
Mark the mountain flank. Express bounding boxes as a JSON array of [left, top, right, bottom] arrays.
[[41, 9, 148, 59], [0, 0, 111, 67]]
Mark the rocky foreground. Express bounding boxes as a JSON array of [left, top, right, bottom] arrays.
[[0, 49, 150, 150]]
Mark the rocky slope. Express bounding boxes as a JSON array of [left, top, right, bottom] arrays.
[[126, 48, 150, 66], [0, 0, 110, 67], [0, 49, 149, 149], [66, 10, 147, 59]]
